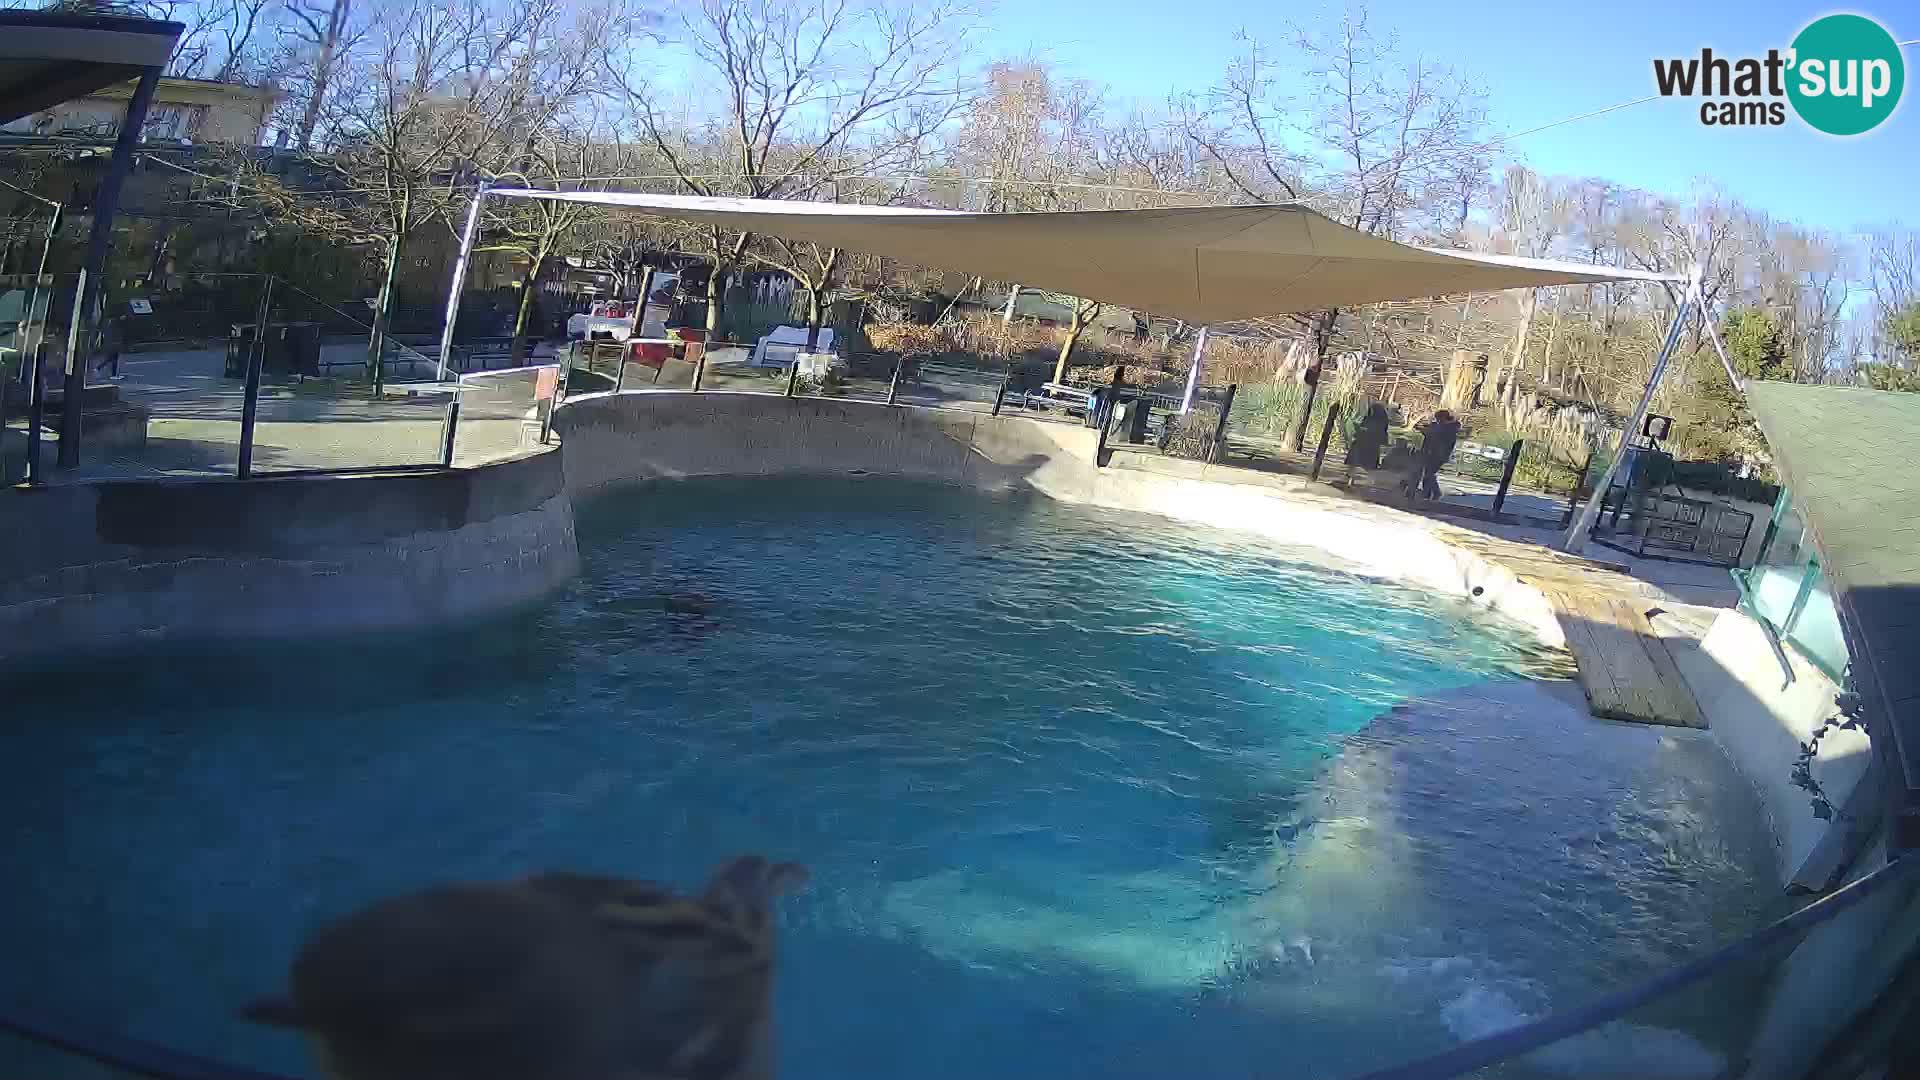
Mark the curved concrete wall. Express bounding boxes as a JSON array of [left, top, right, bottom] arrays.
[[553, 392, 1563, 646], [0, 449, 578, 665]]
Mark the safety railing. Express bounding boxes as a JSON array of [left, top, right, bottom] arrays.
[[4, 275, 575, 488], [447, 364, 561, 467]]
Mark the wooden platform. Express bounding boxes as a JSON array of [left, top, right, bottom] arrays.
[[1543, 588, 1707, 728]]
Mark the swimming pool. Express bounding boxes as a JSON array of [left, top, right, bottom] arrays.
[[0, 477, 1776, 1078]]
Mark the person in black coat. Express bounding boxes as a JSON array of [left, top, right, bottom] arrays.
[[1342, 400, 1390, 486], [1412, 409, 1463, 500]]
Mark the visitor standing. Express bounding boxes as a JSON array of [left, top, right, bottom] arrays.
[[1342, 401, 1390, 486], [1414, 409, 1462, 500]]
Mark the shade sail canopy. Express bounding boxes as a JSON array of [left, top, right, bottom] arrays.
[[489, 189, 1681, 324]]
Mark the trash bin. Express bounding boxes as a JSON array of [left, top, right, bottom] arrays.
[[224, 323, 256, 378], [282, 321, 322, 376]]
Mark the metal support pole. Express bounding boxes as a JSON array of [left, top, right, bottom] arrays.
[[1180, 326, 1209, 414], [441, 391, 462, 467], [22, 203, 61, 363], [1563, 268, 1699, 552], [24, 342, 46, 485], [614, 343, 628, 393], [1208, 383, 1237, 463], [1309, 401, 1342, 482], [991, 376, 1009, 416], [61, 68, 158, 468], [54, 269, 86, 464], [436, 185, 487, 383], [886, 357, 904, 405], [1492, 439, 1524, 517], [237, 277, 272, 478], [632, 265, 656, 340]]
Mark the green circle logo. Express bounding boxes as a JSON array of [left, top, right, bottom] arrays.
[[1787, 14, 1904, 135]]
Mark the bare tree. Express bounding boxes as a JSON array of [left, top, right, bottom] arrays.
[[1040, 292, 1102, 382], [1491, 165, 1570, 409], [603, 0, 977, 336], [238, 0, 601, 387]]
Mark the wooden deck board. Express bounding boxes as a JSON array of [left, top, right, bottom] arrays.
[[1544, 587, 1707, 729]]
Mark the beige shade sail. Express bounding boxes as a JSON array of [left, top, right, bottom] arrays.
[[488, 189, 1681, 324]]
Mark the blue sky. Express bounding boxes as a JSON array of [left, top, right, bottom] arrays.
[[973, 0, 1915, 236]]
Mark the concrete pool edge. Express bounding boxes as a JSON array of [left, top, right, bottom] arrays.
[[0, 391, 1565, 666], [0, 449, 579, 665], [553, 391, 1567, 649]]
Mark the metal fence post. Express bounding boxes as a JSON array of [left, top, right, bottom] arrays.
[[1207, 383, 1237, 463], [784, 357, 799, 397], [237, 276, 272, 478], [886, 357, 904, 405], [440, 388, 462, 467], [1492, 438, 1524, 517], [614, 343, 628, 393], [991, 376, 1009, 416], [690, 347, 707, 393], [24, 342, 46, 485], [1309, 401, 1342, 482]]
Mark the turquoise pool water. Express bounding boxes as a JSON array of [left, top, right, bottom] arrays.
[[0, 478, 1776, 1078]]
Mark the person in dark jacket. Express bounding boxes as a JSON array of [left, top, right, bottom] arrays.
[[92, 313, 123, 380], [1342, 400, 1390, 486], [1412, 409, 1462, 500]]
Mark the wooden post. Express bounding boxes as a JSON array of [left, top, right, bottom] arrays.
[[1208, 383, 1237, 463], [1492, 438, 1524, 517], [1309, 401, 1343, 482], [991, 375, 1009, 416], [886, 357, 904, 405]]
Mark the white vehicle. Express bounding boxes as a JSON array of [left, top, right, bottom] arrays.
[[567, 299, 639, 342], [567, 273, 678, 342]]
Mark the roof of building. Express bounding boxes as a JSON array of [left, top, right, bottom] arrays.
[[1744, 381, 1920, 839], [0, 11, 182, 127]]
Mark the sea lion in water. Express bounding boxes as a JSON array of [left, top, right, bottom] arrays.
[[243, 857, 808, 1080]]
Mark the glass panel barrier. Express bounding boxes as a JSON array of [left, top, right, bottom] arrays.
[[1783, 566, 1849, 680], [450, 365, 558, 467]]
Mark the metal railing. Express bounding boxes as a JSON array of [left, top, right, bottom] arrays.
[[4, 275, 566, 487]]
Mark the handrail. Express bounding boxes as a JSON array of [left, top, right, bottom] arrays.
[[6, 856, 1916, 1080], [1345, 853, 1920, 1080]]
